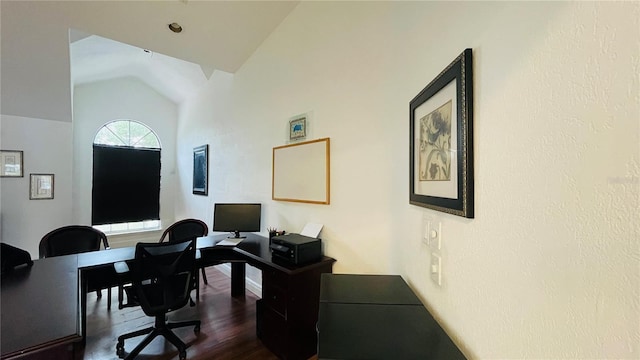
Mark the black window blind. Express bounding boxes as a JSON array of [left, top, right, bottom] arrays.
[[92, 145, 161, 225]]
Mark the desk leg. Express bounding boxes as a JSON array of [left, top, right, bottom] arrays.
[[230, 262, 246, 298], [79, 270, 87, 346]]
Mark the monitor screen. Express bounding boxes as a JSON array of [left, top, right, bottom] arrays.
[[212, 203, 261, 238]]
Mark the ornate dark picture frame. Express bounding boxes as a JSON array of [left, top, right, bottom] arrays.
[[193, 145, 208, 196], [409, 48, 474, 218]]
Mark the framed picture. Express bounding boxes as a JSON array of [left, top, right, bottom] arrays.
[[193, 145, 208, 196], [409, 48, 474, 218], [289, 116, 307, 141], [30, 174, 54, 200], [1, 150, 24, 177]]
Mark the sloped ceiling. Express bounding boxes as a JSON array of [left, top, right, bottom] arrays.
[[0, 0, 298, 122]]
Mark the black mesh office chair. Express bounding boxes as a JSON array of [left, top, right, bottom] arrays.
[[159, 218, 215, 300], [39, 225, 114, 309], [117, 218, 210, 309], [116, 239, 200, 360]]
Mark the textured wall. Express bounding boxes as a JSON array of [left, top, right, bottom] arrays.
[[0, 115, 73, 256], [179, 1, 639, 358]]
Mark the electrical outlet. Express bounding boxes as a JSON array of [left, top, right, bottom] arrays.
[[430, 253, 441, 286]]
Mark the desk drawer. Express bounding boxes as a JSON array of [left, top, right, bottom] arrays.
[[263, 282, 287, 317], [259, 305, 287, 359], [263, 268, 288, 289]]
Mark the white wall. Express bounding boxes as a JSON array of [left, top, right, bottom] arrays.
[[178, 2, 639, 359], [0, 115, 73, 256], [73, 77, 179, 246]]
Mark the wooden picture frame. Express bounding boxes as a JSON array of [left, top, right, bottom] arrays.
[[0, 150, 24, 177], [409, 48, 474, 218], [273, 138, 330, 204], [30, 173, 54, 200], [193, 145, 208, 196]]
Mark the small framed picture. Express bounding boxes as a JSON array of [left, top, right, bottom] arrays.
[[193, 145, 208, 196], [289, 117, 307, 141], [30, 174, 54, 200], [1, 150, 24, 177]]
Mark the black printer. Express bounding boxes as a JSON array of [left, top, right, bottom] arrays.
[[270, 233, 322, 265]]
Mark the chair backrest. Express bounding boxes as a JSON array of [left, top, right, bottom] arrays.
[[1, 243, 34, 275], [159, 219, 208, 243], [129, 239, 196, 316], [39, 225, 109, 259]]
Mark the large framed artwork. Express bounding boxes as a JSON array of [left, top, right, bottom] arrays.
[[193, 145, 208, 196], [409, 48, 474, 218]]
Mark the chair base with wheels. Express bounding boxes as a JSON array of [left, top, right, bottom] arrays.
[[116, 313, 200, 360]]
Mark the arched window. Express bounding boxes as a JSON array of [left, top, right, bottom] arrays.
[[92, 120, 161, 234]]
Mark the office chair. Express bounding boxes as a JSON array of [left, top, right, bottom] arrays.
[[39, 225, 114, 309], [1, 243, 33, 275], [116, 218, 210, 309], [159, 218, 215, 300], [116, 239, 200, 360]]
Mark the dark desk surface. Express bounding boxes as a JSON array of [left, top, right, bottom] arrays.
[[317, 274, 466, 360], [1, 255, 81, 359], [319, 274, 422, 305], [77, 234, 331, 274]]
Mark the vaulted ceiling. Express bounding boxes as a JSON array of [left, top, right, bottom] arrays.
[[1, 1, 298, 122]]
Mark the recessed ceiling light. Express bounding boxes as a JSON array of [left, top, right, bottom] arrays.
[[168, 22, 183, 33]]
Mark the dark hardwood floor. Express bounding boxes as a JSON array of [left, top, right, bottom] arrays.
[[77, 266, 287, 360]]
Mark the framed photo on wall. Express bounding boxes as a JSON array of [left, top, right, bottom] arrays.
[[289, 116, 307, 141], [193, 145, 208, 196], [30, 173, 54, 200], [0, 150, 24, 177], [409, 48, 474, 218]]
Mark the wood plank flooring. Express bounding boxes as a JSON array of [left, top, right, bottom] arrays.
[[76, 266, 286, 360]]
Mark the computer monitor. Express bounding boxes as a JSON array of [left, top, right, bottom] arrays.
[[212, 203, 261, 238]]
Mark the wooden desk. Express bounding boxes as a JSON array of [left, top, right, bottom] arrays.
[[1, 255, 81, 360], [2, 234, 334, 360], [317, 274, 466, 360]]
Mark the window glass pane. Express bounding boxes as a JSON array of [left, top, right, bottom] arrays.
[[95, 121, 159, 149], [128, 222, 144, 231], [106, 121, 131, 145], [94, 224, 110, 233], [144, 220, 161, 229], [95, 127, 124, 146], [111, 223, 128, 232], [135, 132, 160, 148], [129, 122, 150, 147]]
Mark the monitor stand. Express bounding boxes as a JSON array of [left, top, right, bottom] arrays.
[[228, 231, 247, 239]]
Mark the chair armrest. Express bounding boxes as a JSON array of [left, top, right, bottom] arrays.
[[114, 261, 130, 275]]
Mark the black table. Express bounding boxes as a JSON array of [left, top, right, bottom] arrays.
[[1, 255, 81, 359], [317, 274, 466, 360], [2, 234, 335, 360]]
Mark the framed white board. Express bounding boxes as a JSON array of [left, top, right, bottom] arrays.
[[272, 138, 330, 204]]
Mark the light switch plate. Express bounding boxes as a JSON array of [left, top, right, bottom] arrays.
[[430, 253, 441, 286], [427, 221, 441, 250]]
